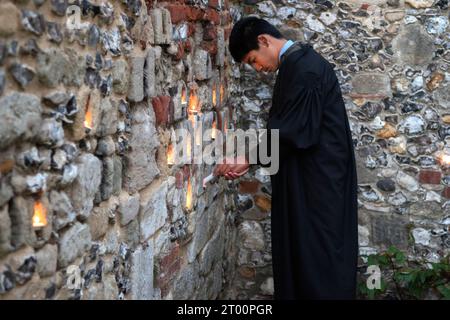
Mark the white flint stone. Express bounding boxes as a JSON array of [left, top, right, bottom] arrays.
[[306, 15, 326, 33], [397, 171, 419, 192], [319, 12, 337, 26], [358, 225, 370, 246], [257, 1, 276, 17], [425, 191, 441, 203], [412, 228, 431, 246], [277, 7, 296, 20], [369, 116, 385, 130]]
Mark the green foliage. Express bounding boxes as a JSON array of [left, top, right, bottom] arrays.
[[358, 246, 450, 300]]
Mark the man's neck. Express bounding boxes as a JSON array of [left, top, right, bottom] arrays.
[[276, 38, 288, 59], [275, 38, 288, 67]]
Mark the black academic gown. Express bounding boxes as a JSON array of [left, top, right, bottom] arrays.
[[263, 42, 358, 299]]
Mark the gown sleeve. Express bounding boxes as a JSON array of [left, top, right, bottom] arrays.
[[268, 71, 324, 151]]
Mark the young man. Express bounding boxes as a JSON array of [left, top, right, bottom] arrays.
[[214, 17, 358, 299]]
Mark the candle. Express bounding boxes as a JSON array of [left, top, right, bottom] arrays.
[[32, 200, 47, 228], [84, 105, 93, 130], [167, 143, 175, 165], [212, 85, 217, 107], [186, 179, 192, 210]]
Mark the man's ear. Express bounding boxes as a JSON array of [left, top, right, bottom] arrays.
[[257, 34, 269, 48]]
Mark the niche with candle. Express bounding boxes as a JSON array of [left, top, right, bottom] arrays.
[[188, 89, 201, 115], [84, 101, 93, 131], [167, 142, 175, 166], [32, 199, 47, 228], [32, 196, 52, 245], [184, 177, 193, 211], [436, 150, 450, 167], [70, 91, 101, 140], [82, 91, 102, 136]]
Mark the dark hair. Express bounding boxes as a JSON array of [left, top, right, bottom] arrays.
[[229, 16, 283, 63]]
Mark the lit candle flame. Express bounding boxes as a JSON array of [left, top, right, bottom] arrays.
[[212, 85, 217, 107], [84, 104, 93, 129], [186, 179, 192, 210], [181, 87, 187, 105], [32, 200, 47, 228], [220, 84, 225, 104], [189, 92, 200, 114], [167, 144, 174, 165], [437, 152, 450, 165]]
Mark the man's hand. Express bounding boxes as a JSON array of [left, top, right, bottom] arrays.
[[213, 156, 249, 180]]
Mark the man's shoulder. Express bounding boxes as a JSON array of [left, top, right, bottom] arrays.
[[283, 44, 333, 79]]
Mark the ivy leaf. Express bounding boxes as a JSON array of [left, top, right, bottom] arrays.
[[436, 285, 450, 300], [367, 254, 378, 266]]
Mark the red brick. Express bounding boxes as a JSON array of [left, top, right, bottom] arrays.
[[205, 8, 220, 24], [160, 243, 180, 270], [165, 4, 188, 24], [187, 7, 204, 21], [156, 244, 181, 297], [443, 186, 450, 199], [419, 170, 442, 184], [152, 96, 171, 127], [175, 171, 184, 189], [208, 0, 221, 10], [174, 42, 185, 60], [239, 180, 261, 194]]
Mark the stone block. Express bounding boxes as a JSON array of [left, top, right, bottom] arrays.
[[139, 181, 168, 241], [130, 244, 154, 300], [127, 55, 145, 102], [58, 222, 92, 268], [351, 73, 392, 100], [0, 93, 41, 150], [371, 215, 409, 250], [392, 24, 435, 66], [118, 191, 140, 226], [70, 154, 102, 219], [123, 103, 160, 193]]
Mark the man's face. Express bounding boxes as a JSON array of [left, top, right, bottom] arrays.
[[242, 35, 279, 73]]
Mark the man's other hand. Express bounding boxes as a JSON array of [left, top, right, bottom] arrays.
[[213, 156, 249, 180]]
